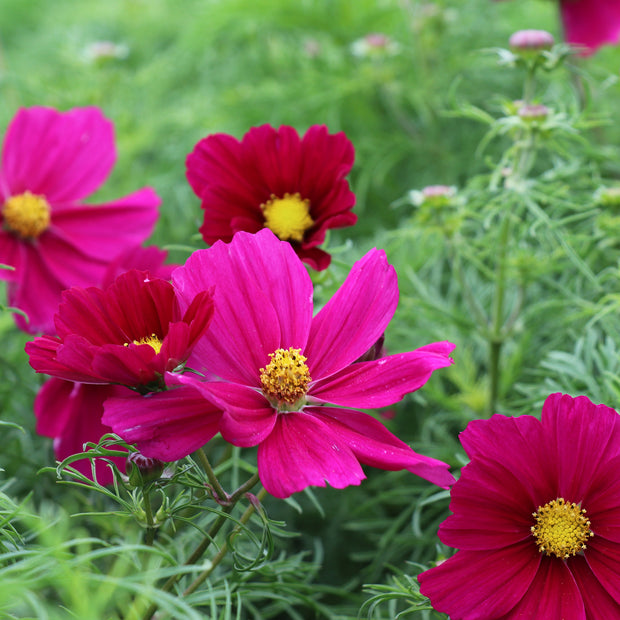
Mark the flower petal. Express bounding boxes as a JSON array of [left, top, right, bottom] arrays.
[[310, 342, 454, 408], [570, 555, 620, 618], [309, 406, 454, 489], [174, 229, 312, 384], [560, 0, 620, 56], [257, 411, 365, 498], [586, 537, 620, 604], [2, 107, 116, 203], [305, 248, 398, 380], [418, 544, 540, 620], [102, 384, 222, 461]]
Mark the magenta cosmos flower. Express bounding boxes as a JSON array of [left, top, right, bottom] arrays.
[[185, 124, 356, 271], [418, 393, 620, 619], [25, 268, 214, 390], [0, 106, 160, 334], [560, 0, 620, 55], [103, 229, 456, 498]]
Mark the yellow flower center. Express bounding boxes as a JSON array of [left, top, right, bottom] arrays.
[[531, 498, 593, 559], [2, 191, 51, 239], [261, 192, 314, 243], [260, 347, 311, 411], [126, 334, 163, 354]]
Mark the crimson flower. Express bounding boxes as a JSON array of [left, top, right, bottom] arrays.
[[560, 0, 620, 56], [103, 229, 455, 498], [186, 124, 356, 271], [0, 106, 160, 334], [418, 393, 620, 619], [25, 269, 214, 390]]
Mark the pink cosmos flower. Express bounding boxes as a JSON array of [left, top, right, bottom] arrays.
[[35, 379, 133, 485], [560, 0, 620, 55], [185, 124, 357, 271], [103, 229, 456, 498], [0, 106, 160, 334], [418, 393, 620, 619], [33, 246, 179, 484], [25, 269, 214, 390]]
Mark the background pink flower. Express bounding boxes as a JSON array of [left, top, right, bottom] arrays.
[[0, 106, 160, 334], [418, 393, 620, 619], [186, 124, 357, 270], [560, 0, 620, 55], [104, 229, 455, 498]]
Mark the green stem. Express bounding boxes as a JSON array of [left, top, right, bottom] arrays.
[[183, 487, 268, 597], [136, 471, 261, 620], [142, 487, 156, 546], [196, 447, 228, 502]]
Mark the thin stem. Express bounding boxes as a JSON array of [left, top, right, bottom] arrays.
[[136, 471, 261, 620], [142, 487, 156, 546], [183, 487, 268, 597], [196, 447, 227, 502]]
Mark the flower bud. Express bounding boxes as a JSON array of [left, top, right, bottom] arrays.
[[127, 452, 165, 487], [509, 29, 555, 51], [517, 103, 550, 122]]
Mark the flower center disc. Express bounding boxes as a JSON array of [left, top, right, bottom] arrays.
[[2, 191, 51, 239], [261, 192, 314, 243], [128, 334, 163, 354], [531, 497, 593, 559], [260, 347, 311, 411]]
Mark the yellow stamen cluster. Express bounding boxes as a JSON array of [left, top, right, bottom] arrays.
[[260, 347, 311, 411], [261, 192, 314, 243], [2, 191, 51, 239], [531, 498, 593, 559], [125, 334, 163, 355]]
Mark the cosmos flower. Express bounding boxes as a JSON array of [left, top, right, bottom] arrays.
[[103, 229, 456, 498], [25, 269, 214, 390], [418, 393, 620, 619], [33, 245, 179, 484], [0, 106, 160, 333], [185, 124, 356, 271]]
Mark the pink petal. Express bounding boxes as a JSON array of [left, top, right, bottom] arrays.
[[35, 378, 131, 485], [257, 411, 365, 498], [560, 0, 620, 56], [174, 229, 312, 384], [570, 555, 620, 617], [305, 248, 398, 380], [496, 556, 585, 620], [310, 342, 454, 408], [418, 544, 540, 620], [177, 376, 277, 448], [439, 458, 536, 550], [309, 406, 454, 489], [586, 537, 620, 604], [542, 393, 620, 502], [2, 107, 116, 202], [50, 188, 160, 260], [102, 385, 222, 461], [459, 413, 557, 505], [0, 232, 22, 281], [585, 455, 620, 543]]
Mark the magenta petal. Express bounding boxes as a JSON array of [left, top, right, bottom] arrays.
[[571, 555, 620, 617], [2, 107, 116, 202], [309, 407, 454, 489], [497, 556, 585, 620], [560, 0, 620, 55], [586, 538, 620, 604], [310, 342, 454, 408], [35, 378, 131, 485], [102, 385, 222, 461], [178, 377, 277, 448], [418, 544, 540, 620], [257, 411, 365, 498], [305, 248, 398, 380], [50, 188, 160, 260], [175, 229, 312, 384]]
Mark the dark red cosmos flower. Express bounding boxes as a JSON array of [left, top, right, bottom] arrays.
[[186, 124, 357, 271], [25, 269, 214, 390]]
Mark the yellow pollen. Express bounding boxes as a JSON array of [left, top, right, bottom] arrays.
[[2, 191, 51, 239], [261, 192, 314, 243], [260, 347, 311, 410], [125, 334, 163, 355], [531, 498, 593, 559]]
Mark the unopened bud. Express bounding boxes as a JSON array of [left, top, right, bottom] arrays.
[[518, 103, 550, 122], [509, 29, 555, 51], [127, 452, 165, 486]]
